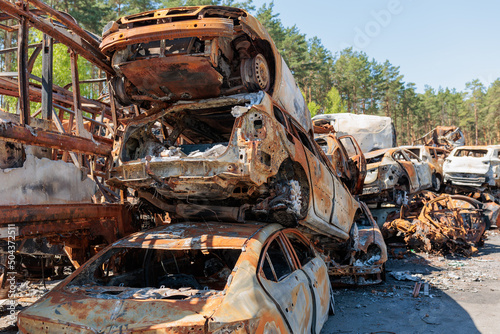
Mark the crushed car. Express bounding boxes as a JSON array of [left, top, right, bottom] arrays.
[[382, 193, 489, 256], [100, 5, 310, 130], [104, 6, 361, 242], [362, 148, 433, 204], [18, 221, 332, 334], [108, 91, 359, 241], [402, 145, 450, 191], [443, 145, 500, 194], [312, 113, 396, 153], [314, 133, 367, 195]]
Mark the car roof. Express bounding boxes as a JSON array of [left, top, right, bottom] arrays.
[[364, 147, 396, 159], [450, 145, 499, 153], [453, 145, 498, 150], [113, 221, 282, 250]]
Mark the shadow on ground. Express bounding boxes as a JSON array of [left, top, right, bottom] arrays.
[[321, 231, 500, 334]]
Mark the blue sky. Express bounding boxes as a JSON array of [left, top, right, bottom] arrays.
[[251, 0, 500, 93]]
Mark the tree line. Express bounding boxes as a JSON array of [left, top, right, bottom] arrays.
[[1, 0, 498, 145]]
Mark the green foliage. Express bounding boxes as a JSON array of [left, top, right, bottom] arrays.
[[307, 101, 320, 117], [324, 86, 346, 114], [161, 0, 254, 10]]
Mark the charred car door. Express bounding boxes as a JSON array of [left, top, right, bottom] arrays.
[[392, 149, 420, 192], [289, 120, 335, 224], [404, 149, 432, 190], [338, 135, 367, 195], [258, 233, 314, 334], [283, 231, 330, 334]]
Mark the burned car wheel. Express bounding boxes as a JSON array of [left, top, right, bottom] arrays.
[[262, 161, 310, 227], [432, 174, 441, 192], [241, 53, 271, 92]]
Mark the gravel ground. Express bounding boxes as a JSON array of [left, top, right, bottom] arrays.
[[322, 228, 500, 334]]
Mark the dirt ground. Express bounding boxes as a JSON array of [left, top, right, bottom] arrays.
[[322, 228, 500, 334], [1, 230, 498, 334]]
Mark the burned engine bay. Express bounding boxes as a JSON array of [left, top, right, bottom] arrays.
[[109, 92, 308, 226]]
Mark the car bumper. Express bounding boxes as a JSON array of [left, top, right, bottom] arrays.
[[444, 174, 488, 187]]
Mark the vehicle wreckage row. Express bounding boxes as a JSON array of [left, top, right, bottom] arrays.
[[0, 5, 382, 333], [1, 4, 498, 333]]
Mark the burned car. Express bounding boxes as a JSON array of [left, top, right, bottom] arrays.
[[108, 91, 359, 241], [315, 133, 367, 195], [103, 6, 361, 241], [100, 6, 310, 130], [402, 145, 450, 191], [443, 145, 500, 193], [362, 148, 433, 204], [18, 221, 331, 333]]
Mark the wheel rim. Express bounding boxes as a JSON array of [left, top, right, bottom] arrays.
[[254, 54, 270, 90]]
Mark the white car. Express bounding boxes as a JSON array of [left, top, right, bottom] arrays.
[[443, 145, 500, 191]]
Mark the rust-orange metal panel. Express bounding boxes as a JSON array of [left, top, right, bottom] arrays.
[[0, 122, 112, 156], [119, 56, 223, 101]]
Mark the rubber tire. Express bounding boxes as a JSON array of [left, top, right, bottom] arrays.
[[432, 174, 441, 192]]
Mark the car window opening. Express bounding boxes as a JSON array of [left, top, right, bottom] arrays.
[[261, 239, 293, 282], [285, 233, 314, 267], [454, 149, 488, 158], [67, 247, 241, 298], [122, 103, 244, 162], [366, 153, 384, 164]]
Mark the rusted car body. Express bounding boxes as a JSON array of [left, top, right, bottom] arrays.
[[100, 6, 311, 131], [315, 133, 367, 195], [102, 6, 361, 241], [312, 113, 396, 153], [18, 221, 331, 333], [402, 145, 450, 191], [308, 202, 387, 286], [108, 91, 359, 240], [443, 145, 500, 192], [362, 148, 432, 203], [382, 194, 488, 256]]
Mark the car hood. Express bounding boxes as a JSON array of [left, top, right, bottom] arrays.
[[18, 289, 224, 333], [445, 158, 490, 174]]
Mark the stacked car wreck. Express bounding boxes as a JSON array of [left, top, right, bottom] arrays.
[[0, 5, 379, 333], [101, 6, 364, 242]]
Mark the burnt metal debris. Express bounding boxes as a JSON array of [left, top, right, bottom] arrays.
[[414, 126, 465, 150], [382, 193, 493, 256]]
